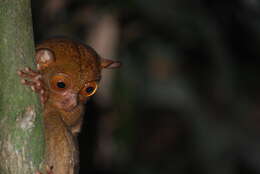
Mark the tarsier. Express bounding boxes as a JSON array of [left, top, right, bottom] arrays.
[[18, 38, 120, 174]]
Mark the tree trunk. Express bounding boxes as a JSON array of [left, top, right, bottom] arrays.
[[0, 0, 45, 174]]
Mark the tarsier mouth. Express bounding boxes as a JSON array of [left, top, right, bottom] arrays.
[[53, 91, 79, 112], [63, 105, 78, 112], [59, 100, 78, 112]]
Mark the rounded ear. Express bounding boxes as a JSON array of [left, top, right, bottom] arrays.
[[101, 58, 121, 69], [35, 48, 55, 70]]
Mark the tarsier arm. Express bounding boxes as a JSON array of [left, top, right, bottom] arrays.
[[18, 38, 120, 174]]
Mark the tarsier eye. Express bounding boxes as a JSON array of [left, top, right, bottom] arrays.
[[50, 74, 71, 92], [86, 87, 94, 93], [57, 82, 66, 88], [80, 81, 98, 97]]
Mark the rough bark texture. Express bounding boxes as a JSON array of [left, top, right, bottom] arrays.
[[0, 0, 45, 174]]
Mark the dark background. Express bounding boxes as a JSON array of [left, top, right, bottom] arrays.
[[31, 0, 260, 174]]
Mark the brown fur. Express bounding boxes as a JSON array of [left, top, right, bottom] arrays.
[[18, 38, 120, 174]]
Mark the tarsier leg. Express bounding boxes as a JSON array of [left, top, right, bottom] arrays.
[[17, 67, 48, 105]]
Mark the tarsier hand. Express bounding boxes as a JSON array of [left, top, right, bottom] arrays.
[[18, 67, 48, 105]]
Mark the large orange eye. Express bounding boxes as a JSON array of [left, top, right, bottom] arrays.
[[80, 81, 98, 97], [49, 74, 71, 92]]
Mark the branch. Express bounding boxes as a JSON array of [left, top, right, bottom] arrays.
[[0, 0, 44, 174]]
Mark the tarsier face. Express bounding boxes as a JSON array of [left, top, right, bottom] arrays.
[[48, 72, 98, 112], [35, 38, 120, 112]]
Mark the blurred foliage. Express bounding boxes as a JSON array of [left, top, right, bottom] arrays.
[[31, 0, 260, 174]]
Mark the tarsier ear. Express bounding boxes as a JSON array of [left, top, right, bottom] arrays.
[[35, 48, 55, 70], [100, 58, 121, 69]]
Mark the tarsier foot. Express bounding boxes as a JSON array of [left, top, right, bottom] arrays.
[[35, 165, 53, 174], [36, 170, 53, 174], [18, 67, 47, 105]]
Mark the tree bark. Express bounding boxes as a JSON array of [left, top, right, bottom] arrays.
[[0, 0, 45, 174]]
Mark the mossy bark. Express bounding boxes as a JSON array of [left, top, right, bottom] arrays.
[[0, 0, 45, 174]]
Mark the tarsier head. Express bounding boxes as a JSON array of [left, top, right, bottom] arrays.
[[35, 38, 120, 112]]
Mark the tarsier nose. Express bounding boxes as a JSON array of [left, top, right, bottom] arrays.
[[62, 93, 78, 112], [69, 94, 78, 105], [68, 98, 77, 107]]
